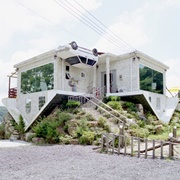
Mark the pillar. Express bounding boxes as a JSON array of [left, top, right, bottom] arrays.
[[93, 65, 96, 93], [106, 56, 110, 94]]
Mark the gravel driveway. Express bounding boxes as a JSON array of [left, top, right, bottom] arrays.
[[0, 144, 180, 180]]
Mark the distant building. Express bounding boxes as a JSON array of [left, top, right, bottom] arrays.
[[2, 41, 179, 130]]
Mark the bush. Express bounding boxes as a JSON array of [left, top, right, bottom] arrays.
[[76, 118, 89, 137], [0, 123, 5, 139], [98, 117, 107, 128], [85, 114, 95, 121], [103, 96, 121, 103], [122, 102, 137, 112], [59, 135, 72, 144], [17, 115, 25, 135], [107, 101, 122, 110], [66, 100, 80, 108], [33, 119, 59, 143], [129, 127, 149, 138], [58, 112, 72, 126], [79, 131, 95, 145]]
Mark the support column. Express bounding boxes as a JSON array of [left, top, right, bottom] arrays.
[[53, 57, 58, 90], [61, 59, 65, 90], [93, 65, 96, 92], [106, 56, 110, 94]]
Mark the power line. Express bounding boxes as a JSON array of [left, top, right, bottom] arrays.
[[53, 0, 131, 52], [14, 0, 92, 46], [73, 0, 136, 51], [61, 0, 134, 52]]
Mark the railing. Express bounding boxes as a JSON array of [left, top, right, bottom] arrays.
[[8, 87, 17, 98], [81, 94, 126, 124], [101, 133, 180, 159]]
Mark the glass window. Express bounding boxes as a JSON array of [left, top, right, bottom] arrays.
[[39, 96, 45, 110], [139, 64, 163, 94], [66, 65, 70, 72], [21, 63, 54, 94], [25, 98, 31, 114], [81, 72, 85, 78], [156, 98, 160, 110]]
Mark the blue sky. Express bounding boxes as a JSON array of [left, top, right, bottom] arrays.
[[0, 0, 180, 105]]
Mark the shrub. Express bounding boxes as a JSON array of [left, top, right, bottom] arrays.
[[17, 115, 25, 135], [59, 135, 72, 144], [137, 120, 145, 128], [122, 102, 137, 112], [58, 112, 72, 126], [66, 100, 80, 108], [85, 114, 95, 121], [103, 96, 121, 103], [0, 123, 5, 139], [98, 117, 107, 128], [76, 118, 89, 137], [32, 118, 60, 143], [79, 131, 95, 145], [107, 101, 122, 110], [129, 127, 149, 138], [103, 113, 111, 118]]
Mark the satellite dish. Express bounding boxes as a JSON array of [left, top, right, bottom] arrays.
[[70, 41, 78, 50], [92, 48, 98, 56]]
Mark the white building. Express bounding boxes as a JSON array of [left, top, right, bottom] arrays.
[[2, 41, 179, 130]]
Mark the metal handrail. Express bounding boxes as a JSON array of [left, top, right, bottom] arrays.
[[83, 92, 128, 121], [81, 94, 125, 124]]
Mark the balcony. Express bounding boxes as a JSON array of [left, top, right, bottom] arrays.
[[8, 88, 17, 98]]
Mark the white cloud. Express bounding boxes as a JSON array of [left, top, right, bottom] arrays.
[[94, 5, 151, 54], [163, 0, 180, 6], [165, 58, 180, 88], [0, 0, 102, 48]]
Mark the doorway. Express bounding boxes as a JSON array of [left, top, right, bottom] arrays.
[[101, 70, 117, 95]]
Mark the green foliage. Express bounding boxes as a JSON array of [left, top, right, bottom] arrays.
[[122, 102, 137, 112], [129, 127, 149, 138], [66, 100, 80, 108], [0, 123, 5, 139], [103, 96, 120, 103], [32, 112, 72, 144], [79, 131, 95, 145], [59, 135, 72, 144], [137, 120, 145, 128], [98, 117, 107, 128], [85, 113, 95, 121], [98, 117, 111, 132], [107, 101, 122, 110], [0, 106, 8, 123], [57, 112, 72, 126], [17, 115, 25, 134], [33, 119, 59, 143]]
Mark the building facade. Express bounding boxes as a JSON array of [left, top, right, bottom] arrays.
[[2, 42, 179, 130]]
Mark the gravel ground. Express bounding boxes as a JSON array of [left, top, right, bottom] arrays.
[[0, 144, 180, 180]]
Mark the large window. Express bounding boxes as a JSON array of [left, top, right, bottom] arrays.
[[39, 96, 45, 110], [139, 64, 163, 94], [25, 98, 31, 114], [21, 63, 54, 94]]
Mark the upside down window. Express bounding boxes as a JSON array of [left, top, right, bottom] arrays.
[[25, 98, 31, 114], [39, 96, 45, 110], [139, 64, 163, 94]]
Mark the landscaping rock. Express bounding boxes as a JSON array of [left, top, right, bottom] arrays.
[[68, 126, 77, 136], [25, 132, 36, 141], [69, 139, 79, 145], [87, 121, 98, 127], [66, 119, 78, 127], [32, 137, 45, 144], [56, 126, 66, 136], [154, 124, 163, 134]]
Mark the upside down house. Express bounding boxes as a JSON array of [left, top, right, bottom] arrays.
[[2, 41, 179, 130]]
